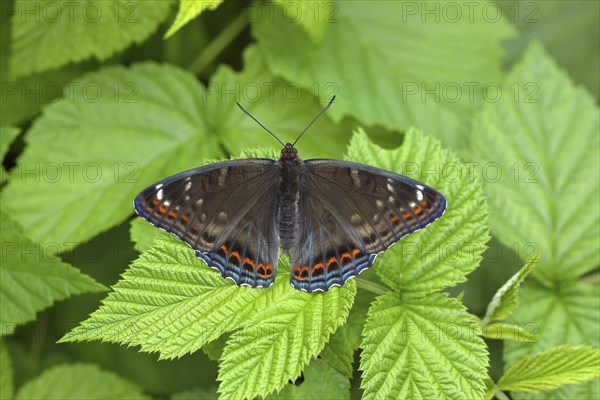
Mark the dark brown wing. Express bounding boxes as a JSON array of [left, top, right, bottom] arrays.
[[290, 160, 446, 292], [134, 159, 280, 288]]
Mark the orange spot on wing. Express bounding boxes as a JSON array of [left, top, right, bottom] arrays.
[[341, 252, 352, 264], [157, 205, 167, 215], [352, 248, 362, 257], [167, 210, 178, 218], [151, 198, 159, 206], [420, 200, 429, 208], [402, 212, 413, 221], [390, 215, 399, 224], [181, 214, 190, 223], [229, 251, 241, 264]]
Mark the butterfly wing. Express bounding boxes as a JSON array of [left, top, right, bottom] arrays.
[[290, 160, 446, 292], [134, 159, 280, 288]]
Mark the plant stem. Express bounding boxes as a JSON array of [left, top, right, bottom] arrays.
[[187, 13, 250, 75], [495, 388, 510, 400], [355, 278, 388, 295]]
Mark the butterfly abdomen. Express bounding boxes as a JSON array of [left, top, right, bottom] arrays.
[[277, 144, 302, 250]]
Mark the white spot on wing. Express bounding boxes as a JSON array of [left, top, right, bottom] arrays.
[[196, 199, 204, 206], [387, 183, 395, 192], [157, 189, 164, 200], [351, 169, 360, 187], [185, 182, 192, 191], [416, 190, 424, 201], [156, 183, 163, 189], [416, 184, 424, 190], [163, 200, 171, 207], [375, 199, 384, 209]]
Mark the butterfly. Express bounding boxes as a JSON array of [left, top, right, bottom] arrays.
[[134, 97, 446, 292]]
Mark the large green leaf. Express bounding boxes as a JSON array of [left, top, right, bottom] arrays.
[[165, 0, 223, 39], [0, 210, 105, 331], [504, 281, 600, 399], [15, 364, 149, 400], [3, 46, 353, 249], [470, 43, 599, 281], [498, 345, 600, 393], [347, 128, 489, 295], [360, 292, 488, 399], [253, 1, 515, 148], [498, 0, 599, 99], [2, 62, 222, 248], [218, 280, 354, 399], [9, 0, 173, 79], [61, 238, 355, 398]]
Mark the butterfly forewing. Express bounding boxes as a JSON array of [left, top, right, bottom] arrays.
[[289, 160, 446, 292], [134, 159, 281, 288]]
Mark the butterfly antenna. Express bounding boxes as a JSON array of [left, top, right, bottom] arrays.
[[292, 96, 336, 146], [236, 102, 286, 147]]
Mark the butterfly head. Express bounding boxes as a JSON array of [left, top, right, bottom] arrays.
[[281, 143, 299, 161]]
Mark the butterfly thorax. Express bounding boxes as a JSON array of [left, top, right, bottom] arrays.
[[277, 144, 302, 250]]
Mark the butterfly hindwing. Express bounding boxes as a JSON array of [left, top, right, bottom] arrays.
[[290, 160, 446, 292], [134, 159, 280, 288]]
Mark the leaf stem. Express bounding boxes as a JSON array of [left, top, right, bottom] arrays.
[[495, 387, 510, 400], [187, 13, 249, 75], [355, 278, 388, 295]]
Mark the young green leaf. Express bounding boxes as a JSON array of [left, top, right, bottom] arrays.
[[498, 346, 600, 393], [0, 126, 20, 182], [483, 322, 539, 343], [15, 364, 149, 400], [347, 128, 489, 295], [360, 292, 488, 399], [0, 211, 105, 331], [471, 43, 599, 281], [482, 253, 539, 325], [253, 1, 515, 148], [217, 277, 355, 399], [165, 0, 223, 39], [9, 0, 173, 79], [504, 281, 600, 399], [0, 342, 13, 400]]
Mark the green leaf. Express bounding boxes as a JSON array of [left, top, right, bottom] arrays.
[[0, 126, 20, 182], [498, 0, 600, 99], [360, 292, 488, 399], [217, 276, 355, 399], [470, 43, 599, 281], [15, 364, 149, 400], [165, 0, 223, 39], [504, 281, 600, 399], [483, 322, 539, 343], [347, 128, 489, 295], [253, 1, 515, 148], [268, 358, 349, 400], [1, 15, 89, 126], [9, 0, 173, 79], [129, 217, 172, 253], [0, 342, 13, 400], [269, 291, 373, 399], [2, 62, 222, 249], [482, 253, 539, 324], [3, 46, 353, 250], [204, 46, 354, 159], [273, 0, 330, 42], [498, 346, 600, 393], [0, 210, 106, 331]]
